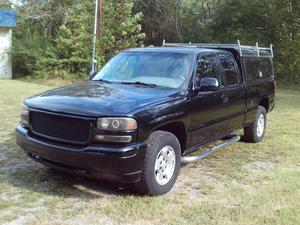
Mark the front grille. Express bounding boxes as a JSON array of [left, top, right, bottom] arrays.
[[30, 111, 94, 145]]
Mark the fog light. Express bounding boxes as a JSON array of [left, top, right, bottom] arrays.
[[94, 135, 133, 143]]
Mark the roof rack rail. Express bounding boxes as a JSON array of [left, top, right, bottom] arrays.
[[162, 40, 274, 58]]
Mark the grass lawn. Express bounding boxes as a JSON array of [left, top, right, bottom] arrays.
[[0, 79, 299, 225]]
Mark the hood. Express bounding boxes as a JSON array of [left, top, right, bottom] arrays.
[[25, 81, 181, 117]]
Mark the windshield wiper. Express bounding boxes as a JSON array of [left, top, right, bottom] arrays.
[[120, 81, 158, 88], [97, 79, 112, 84]]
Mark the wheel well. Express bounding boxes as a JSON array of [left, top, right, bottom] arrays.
[[155, 122, 187, 152], [259, 98, 270, 113]]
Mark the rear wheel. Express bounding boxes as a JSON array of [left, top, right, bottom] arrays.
[[244, 106, 267, 143], [135, 131, 181, 195]]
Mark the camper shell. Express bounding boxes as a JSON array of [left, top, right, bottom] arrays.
[[163, 40, 275, 83]]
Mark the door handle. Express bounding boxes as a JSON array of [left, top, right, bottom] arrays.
[[221, 94, 229, 103]]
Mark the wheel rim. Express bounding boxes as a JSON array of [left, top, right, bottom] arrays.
[[154, 145, 176, 186], [257, 114, 265, 137]]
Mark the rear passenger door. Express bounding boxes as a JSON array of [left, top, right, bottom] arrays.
[[217, 52, 246, 131]]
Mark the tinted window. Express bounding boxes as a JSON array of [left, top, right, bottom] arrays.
[[259, 59, 274, 77], [93, 52, 191, 89], [244, 58, 273, 81], [195, 55, 222, 87], [218, 53, 239, 86]]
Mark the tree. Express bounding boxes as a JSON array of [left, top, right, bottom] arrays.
[[97, 0, 145, 65], [133, 0, 223, 45], [12, 0, 145, 78], [134, 0, 184, 45], [0, 0, 11, 9], [11, 0, 300, 83], [210, 0, 300, 83]]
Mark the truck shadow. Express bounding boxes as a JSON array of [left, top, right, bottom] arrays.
[[0, 137, 137, 199]]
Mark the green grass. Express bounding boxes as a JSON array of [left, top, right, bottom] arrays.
[[0, 79, 299, 225]]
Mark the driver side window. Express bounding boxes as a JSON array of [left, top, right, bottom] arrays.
[[195, 55, 222, 87]]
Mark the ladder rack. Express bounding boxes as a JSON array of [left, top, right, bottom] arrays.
[[162, 40, 274, 58]]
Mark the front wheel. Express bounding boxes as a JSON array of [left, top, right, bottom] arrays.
[[243, 106, 267, 143], [135, 131, 181, 196]]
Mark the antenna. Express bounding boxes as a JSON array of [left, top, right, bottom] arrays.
[[91, 0, 100, 72]]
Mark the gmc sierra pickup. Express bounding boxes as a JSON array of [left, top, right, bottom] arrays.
[[16, 41, 275, 195]]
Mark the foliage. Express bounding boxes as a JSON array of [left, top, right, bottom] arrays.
[[11, 0, 300, 83], [0, 0, 11, 9], [134, 0, 184, 45], [97, 0, 145, 65], [210, 0, 300, 83], [134, 0, 300, 83], [12, 0, 145, 79], [133, 0, 223, 45]]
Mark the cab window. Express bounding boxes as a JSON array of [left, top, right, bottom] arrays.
[[218, 53, 239, 86], [195, 55, 222, 88]]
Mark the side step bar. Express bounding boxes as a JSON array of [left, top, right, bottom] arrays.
[[181, 135, 241, 164]]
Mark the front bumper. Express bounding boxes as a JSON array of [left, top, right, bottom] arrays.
[[16, 125, 147, 183]]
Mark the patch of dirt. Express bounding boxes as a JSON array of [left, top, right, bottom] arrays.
[[0, 154, 8, 162], [170, 164, 225, 200], [0, 189, 23, 201], [215, 197, 241, 209], [243, 161, 274, 171], [21, 206, 47, 213], [0, 210, 14, 218], [46, 215, 115, 225], [3, 215, 36, 225], [3, 159, 35, 174]]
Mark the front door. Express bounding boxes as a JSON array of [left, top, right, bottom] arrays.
[[189, 53, 228, 146]]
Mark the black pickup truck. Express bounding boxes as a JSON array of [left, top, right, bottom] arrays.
[[16, 41, 275, 195]]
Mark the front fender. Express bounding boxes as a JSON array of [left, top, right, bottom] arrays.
[[134, 97, 190, 143]]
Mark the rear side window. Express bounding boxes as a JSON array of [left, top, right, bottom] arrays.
[[244, 58, 273, 81], [218, 53, 239, 86]]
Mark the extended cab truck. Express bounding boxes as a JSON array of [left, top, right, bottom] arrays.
[[16, 42, 275, 195]]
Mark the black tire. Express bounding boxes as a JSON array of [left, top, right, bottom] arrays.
[[135, 131, 181, 196], [243, 106, 267, 143]]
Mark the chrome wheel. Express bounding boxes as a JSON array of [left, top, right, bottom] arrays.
[[257, 114, 265, 137], [154, 145, 176, 186]]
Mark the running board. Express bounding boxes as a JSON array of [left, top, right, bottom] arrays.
[[181, 135, 241, 164]]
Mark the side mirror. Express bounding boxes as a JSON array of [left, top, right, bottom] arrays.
[[89, 70, 98, 80], [196, 77, 220, 92]]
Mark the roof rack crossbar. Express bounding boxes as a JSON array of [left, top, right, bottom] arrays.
[[237, 40, 242, 56], [162, 39, 274, 58]]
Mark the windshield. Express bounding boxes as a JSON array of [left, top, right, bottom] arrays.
[[93, 52, 192, 89]]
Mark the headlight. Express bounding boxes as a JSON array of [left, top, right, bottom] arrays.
[[20, 104, 29, 127], [97, 118, 137, 131]]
